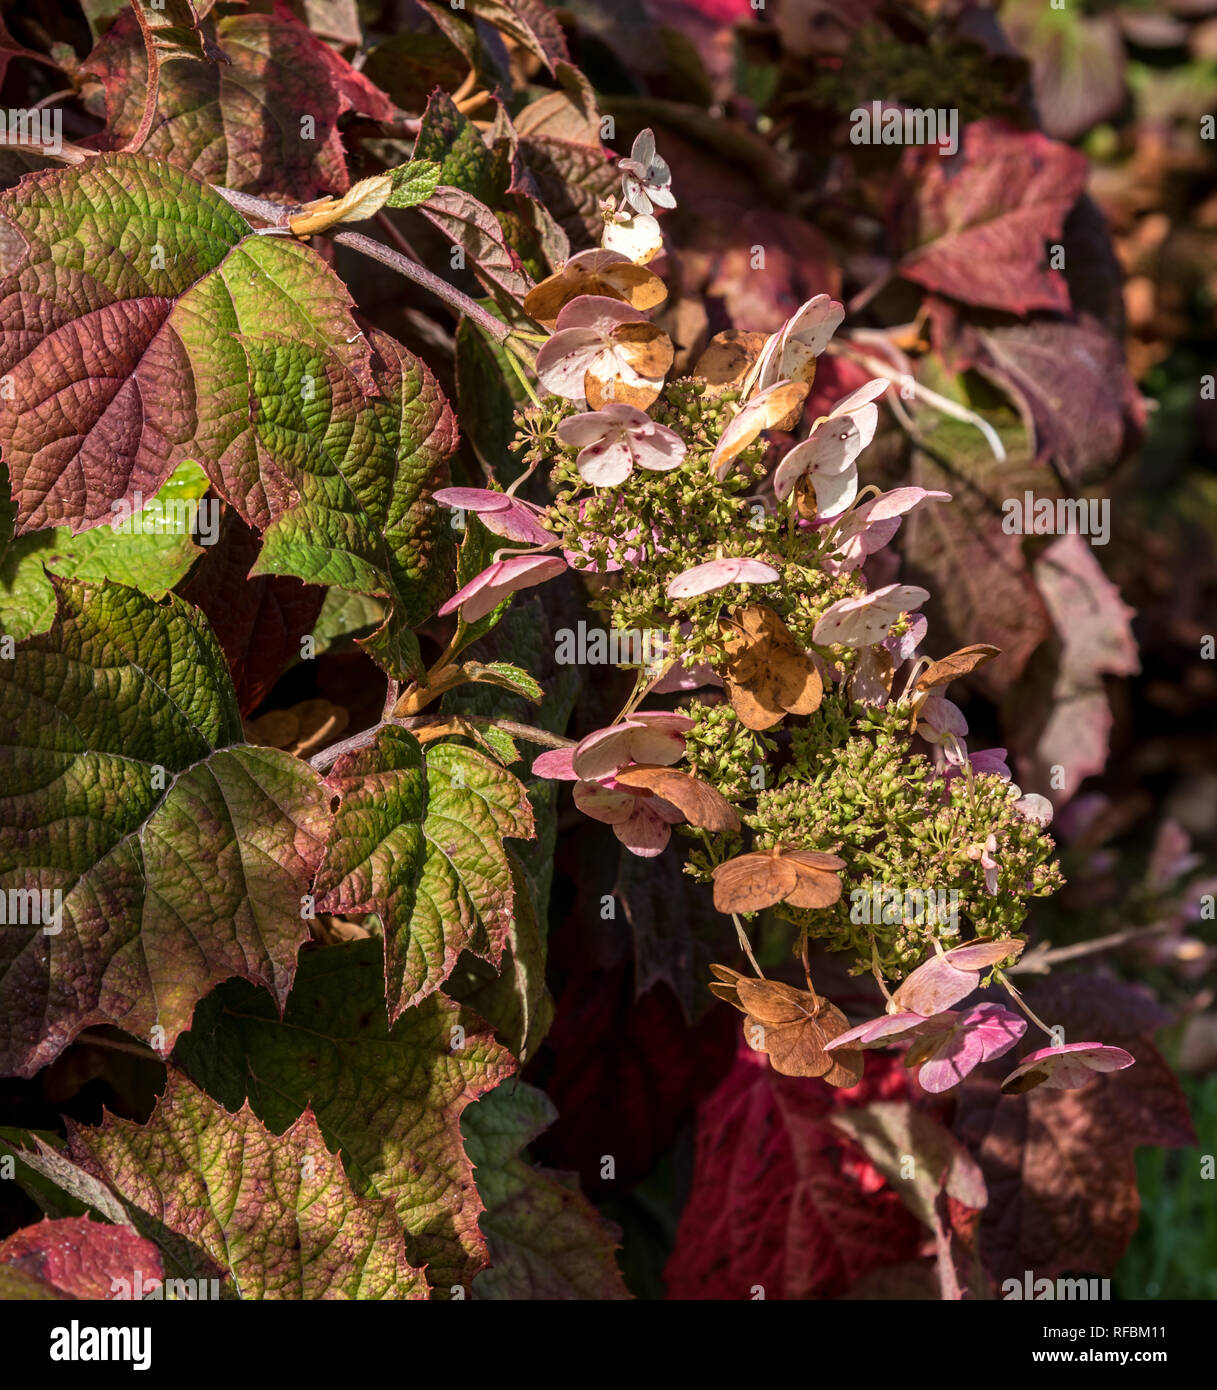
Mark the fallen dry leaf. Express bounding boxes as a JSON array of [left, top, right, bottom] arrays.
[[244, 698, 349, 758]]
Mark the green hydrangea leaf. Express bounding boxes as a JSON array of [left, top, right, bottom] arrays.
[[243, 326, 456, 678], [0, 153, 373, 535], [463, 660, 544, 703], [0, 461, 211, 640], [386, 159, 443, 209], [175, 939, 517, 1294], [64, 1069, 427, 1299], [0, 579, 331, 1077], [314, 727, 534, 1018], [462, 1081, 630, 1300], [309, 587, 387, 655], [445, 848, 552, 1062]]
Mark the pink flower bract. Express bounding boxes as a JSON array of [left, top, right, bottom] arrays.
[[667, 557, 780, 599], [573, 777, 684, 857], [910, 1003, 1026, 1093], [556, 403, 685, 486], [891, 937, 1024, 1015], [433, 487, 552, 547], [1001, 1041, 1136, 1095], [812, 582, 930, 648], [438, 554, 566, 623]]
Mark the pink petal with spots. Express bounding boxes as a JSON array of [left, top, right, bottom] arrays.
[[666, 557, 780, 598]]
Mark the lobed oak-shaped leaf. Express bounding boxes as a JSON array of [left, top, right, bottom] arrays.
[[0, 153, 373, 536], [954, 975, 1194, 1286], [64, 1069, 426, 1299], [465, 0, 570, 74], [512, 70, 618, 250], [0, 579, 331, 1077], [314, 727, 534, 1019], [176, 939, 516, 1295], [133, 0, 228, 68], [891, 121, 1087, 316], [664, 1046, 922, 1299], [177, 512, 326, 716], [419, 184, 535, 310]]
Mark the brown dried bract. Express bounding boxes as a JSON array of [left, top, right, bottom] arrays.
[[692, 330, 769, 400], [711, 845, 845, 914], [523, 258, 667, 328], [708, 966, 863, 1084], [613, 764, 741, 832], [711, 380, 809, 478], [913, 644, 1001, 693], [244, 697, 349, 759], [720, 604, 823, 730]]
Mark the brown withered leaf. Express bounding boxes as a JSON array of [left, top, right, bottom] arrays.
[[711, 845, 845, 914], [523, 256, 667, 327], [614, 764, 740, 832], [585, 322, 674, 409], [914, 644, 1002, 693], [707, 967, 863, 1084], [721, 604, 823, 730], [707, 962, 748, 1009], [693, 330, 769, 401], [736, 977, 862, 1084]]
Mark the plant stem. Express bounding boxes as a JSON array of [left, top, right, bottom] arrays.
[[733, 913, 765, 978], [996, 972, 1057, 1038], [212, 188, 515, 344], [1006, 922, 1175, 975], [333, 231, 512, 344], [215, 186, 292, 226], [308, 714, 574, 773]]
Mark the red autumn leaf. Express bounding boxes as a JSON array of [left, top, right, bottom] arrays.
[[902, 449, 1053, 699], [929, 299, 1144, 487], [1002, 533, 1140, 803], [953, 975, 1195, 1287], [83, 11, 391, 201], [663, 1046, 923, 1299], [528, 967, 737, 1191], [0, 1215, 163, 1301], [890, 120, 1088, 315]]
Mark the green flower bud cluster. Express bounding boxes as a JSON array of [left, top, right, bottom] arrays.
[[520, 383, 866, 678], [743, 715, 1063, 977], [678, 699, 777, 801], [514, 371, 1063, 993]]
